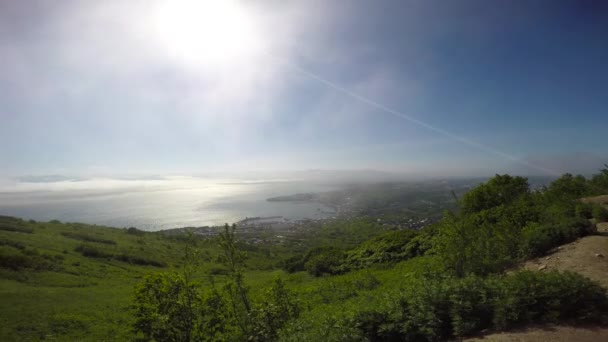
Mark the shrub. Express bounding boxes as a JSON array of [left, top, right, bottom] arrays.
[[283, 246, 345, 275], [347, 271, 608, 341], [0, 248, 62, 271], [304, 247, 345, 276], [282, 255, 306, 273], [591, 204, 608, 222], [0, 224, 33, 234], [133, 272, 204, 341], [342, 229, 419, 271], [575, 202, 594, 219], [61, 232, 116, 245], [74, 245, 113, 259], [127, 227, 145, 236], [522, 218, 595, 258], [492, 271, 608, 328], [250, 277, 300, 341], [0, 238, 25, 250], [115, 254, 165, 267], [460, 175, 529, 214]]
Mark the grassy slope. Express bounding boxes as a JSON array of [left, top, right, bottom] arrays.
[[0, 218, 284, 341], [2, 195, 607, 341]]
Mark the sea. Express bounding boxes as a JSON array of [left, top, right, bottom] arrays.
[[0, 176, 340, 231]]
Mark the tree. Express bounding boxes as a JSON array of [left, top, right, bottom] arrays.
[[250, 277, 300, 341], [217, 224, 251, 337], [133, 272, 203, 341], [434, 176, 536, 277], [132, 232, 203, 341], [302, 246, 345, 276], [460, 175, 529, 214], [590, 164, 608, 194], [544, 173, 589, 203]]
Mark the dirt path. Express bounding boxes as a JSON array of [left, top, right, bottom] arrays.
[[466, 220, 608, 341], [466, 325, 608, 342], [520, 222, 608, 287]]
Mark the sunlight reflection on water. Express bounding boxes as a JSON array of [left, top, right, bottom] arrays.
[[0, 177, 339, 231]]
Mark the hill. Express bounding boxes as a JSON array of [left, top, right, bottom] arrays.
[[0, 217, 282, 340], [467, 196, 608, 341], [2, 169, 608, 341]]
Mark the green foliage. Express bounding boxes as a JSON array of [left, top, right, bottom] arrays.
[[4, 165, 608, 340], [303, 247, 345, 276], [127, 227, 146, 236], [74, 244, 113, 258], [218, 224, 252, 336], [342, 229, 419, 271], [492, 271, 608, 328], [115, 254, 166, 267], [460, 174, 529, 214], [283, 246, 345, 276], [250, 277, 300, 341], [589, 164, 608, 194], [298, 271, 608, 341], [0, 247, 63, 271], [521, 218, 595, 257], [74, 244, 166, 267], [0, 219, 34, 234], [575, 202, 593, 219], [131, 226, 301, 341], [61, 231, 116, 245], [591, 203, 608, 222], [0, 238, 26, 250], [543, 173, 590, 204], [133, 272, 203, 342], [433, 173, 602, 277], [403, 224, 438, 257]]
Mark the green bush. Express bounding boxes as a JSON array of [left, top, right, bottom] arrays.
[[61, 232, 116, 245], [250, 277, 300, 341], [575, 202, 593, 219], [283, 246, 345, 276], [114, 254, 165, 267], [0, 224, 33, 234], [0, 248, 62, 271], [0, 238, 26, 250], [74, 245, 113, 259], [342, 229, 419, 271], [126, 227, 145, 236], [522, 218, 595, 258], [460, 175, 529, 214], [492, 271, 608, 328], [345, 271, 608, 341], [303, 247, 345, 276], [591, 204, 608, 222], [133, 272, 204, 341]]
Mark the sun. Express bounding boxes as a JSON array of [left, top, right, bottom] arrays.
[[152, 0, 262, 68]]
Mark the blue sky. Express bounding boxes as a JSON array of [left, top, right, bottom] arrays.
[[1, 0, 607, 178]]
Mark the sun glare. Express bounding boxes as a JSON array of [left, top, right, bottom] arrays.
[[153, 0, 262, 68]]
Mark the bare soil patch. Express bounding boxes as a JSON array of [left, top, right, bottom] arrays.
[[467, 218, 608, 341]]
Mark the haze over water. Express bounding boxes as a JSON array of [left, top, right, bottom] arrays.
[[0, 177, 339, 231]]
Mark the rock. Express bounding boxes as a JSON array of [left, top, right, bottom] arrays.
[[538, 265, 547, 271], [545, 256, 551, 261], [595, 253, 604, 258]]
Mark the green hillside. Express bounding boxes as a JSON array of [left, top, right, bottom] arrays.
[[2, 166, 608, 341]]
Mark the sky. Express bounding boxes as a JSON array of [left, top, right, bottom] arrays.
[[1, 0, 607, 179]]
